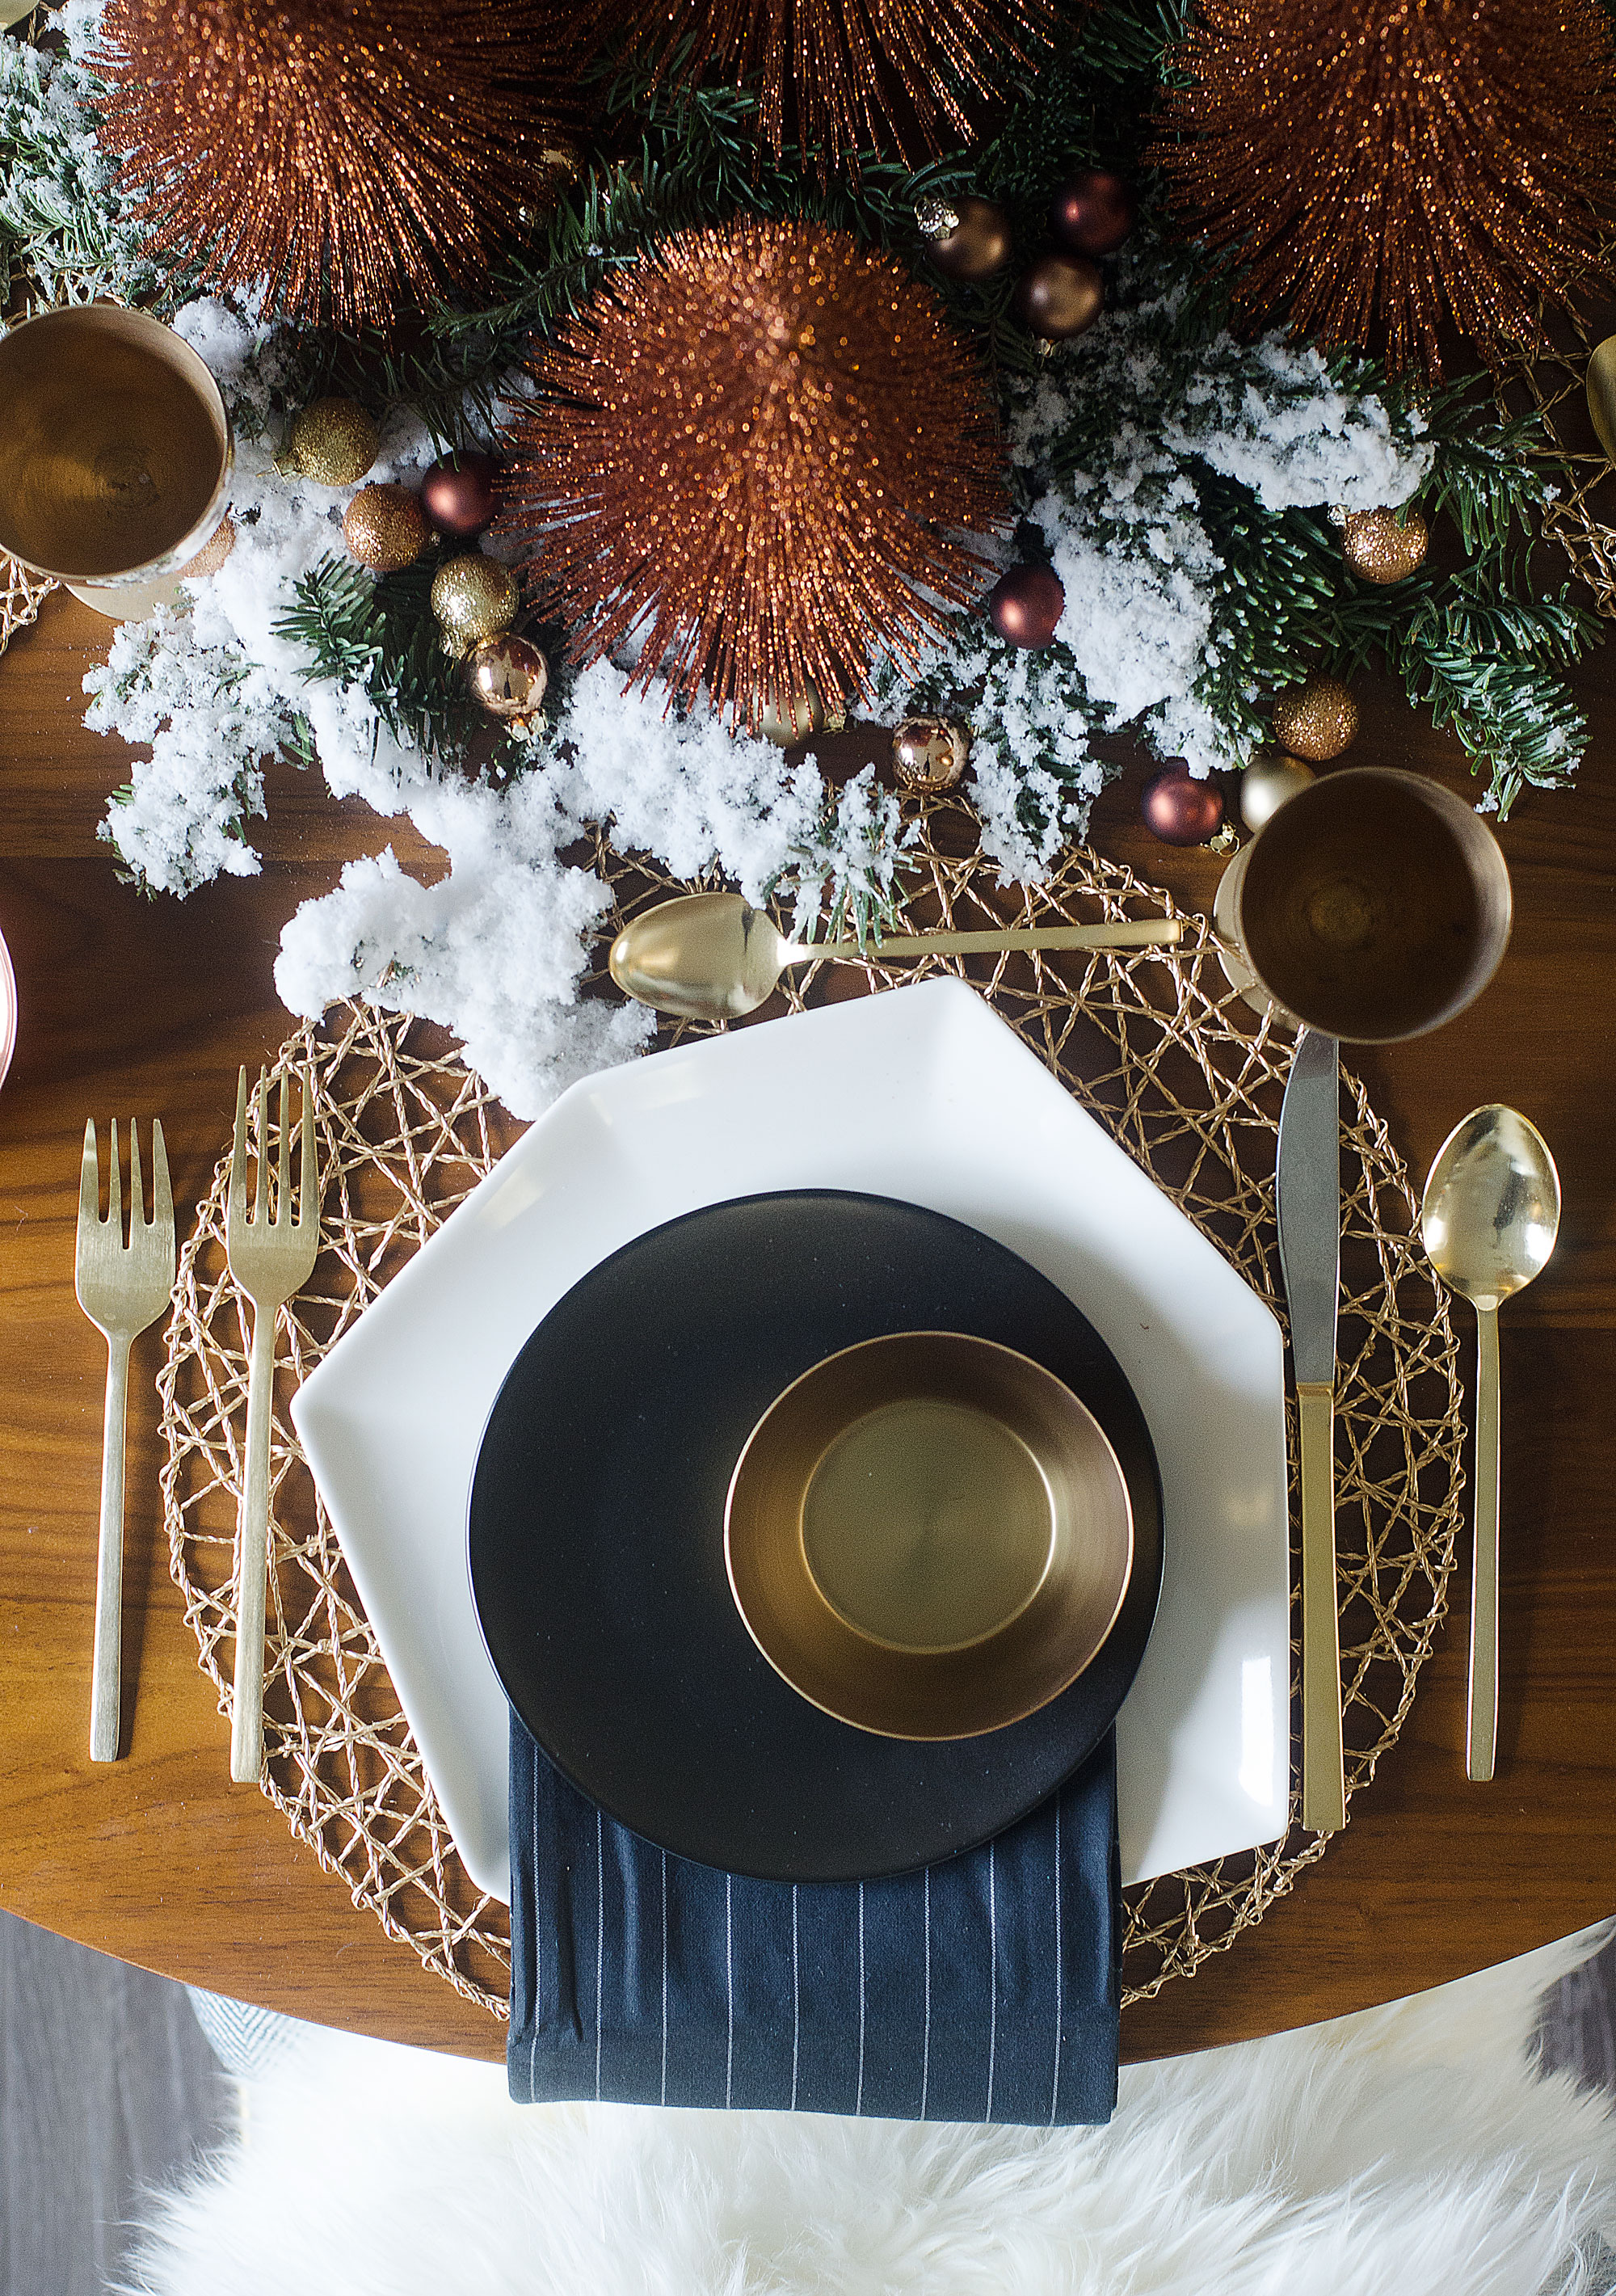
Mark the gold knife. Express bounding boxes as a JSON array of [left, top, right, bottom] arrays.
[[1276, 1027, 1346, 1835]]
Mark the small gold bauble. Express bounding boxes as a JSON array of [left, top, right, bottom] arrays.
[[177, 513, 235, 579], [465, 633, 549, 727], [752, 683, 826, 744], [430, 553, 520, 653], [1340, 504, 1429, 583], [343, 482, 431, 572], [891, 714, 970, 790], [287, 398, 380, 488], [1270, 674, 1359, 762], [1239, 752, 1315, 832]]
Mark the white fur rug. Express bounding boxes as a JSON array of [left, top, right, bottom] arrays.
[[124, 1928, 1616, 2296]]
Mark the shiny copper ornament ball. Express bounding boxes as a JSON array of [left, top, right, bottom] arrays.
[[421, 451, 500, 538], [1271, 674, 1359, 761], [342, 482, 431, 572], [1239, 752, 1315, 832], [1049, 170, 1137, 256], [891, 714, 970, 790], [1014, 254, 1105, 341], [288, 398, 379, 487], [922, 196, 1014, 282], [987, 564, 1065, 649], [430, 553, 520, 654], [1340, 504, 1429, 583], [466, 631, 549, 726], [1142, 761, 1224, 845]]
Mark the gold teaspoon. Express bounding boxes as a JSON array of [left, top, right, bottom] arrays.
[[608, 892, 1185, 1022], [1419, 1106, 1561, 1783]]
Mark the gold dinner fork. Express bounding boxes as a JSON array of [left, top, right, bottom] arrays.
[[75, 1119, 175, 1763], [225, 1068, 320, 1784]]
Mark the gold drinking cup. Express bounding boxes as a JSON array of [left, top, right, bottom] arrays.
[[0, 305, 233, 619], [725, 1330, 1134, 1740], [1231, 766, 1513, 1043]]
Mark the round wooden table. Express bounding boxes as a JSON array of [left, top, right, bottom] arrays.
[[2, 592, 1611, 2065]]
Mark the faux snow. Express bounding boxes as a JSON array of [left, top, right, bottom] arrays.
[[69, 279, 1431, 1116]]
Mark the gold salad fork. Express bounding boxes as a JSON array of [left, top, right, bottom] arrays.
[[75, 1120, 175, 1763], [225, 1068, 320, 1784]]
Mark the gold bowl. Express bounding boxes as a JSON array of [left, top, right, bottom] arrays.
[[0, 304, 233, 615], [724, 1330, 1134, 1740], [1233, 765, 1512, 1044]]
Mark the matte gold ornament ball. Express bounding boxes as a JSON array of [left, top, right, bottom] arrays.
[[343, 483, 432, 572], [751, 684, 827, 745], [287, 398, 379, 487], [1270, 674, 1358, 762], [917, 195, 1013, 282], [1013, 254, 1104, 341], [1339, 504, 1429, 583], [466, 632, 549, 727], [892, 715, 970, 790], [431, 554, 520, 653], [1239, 752, 1315, 832]]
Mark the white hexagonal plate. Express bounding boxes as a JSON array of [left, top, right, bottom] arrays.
[[294, 979, 1290, 1899]]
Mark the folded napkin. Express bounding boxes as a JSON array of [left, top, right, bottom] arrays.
[[507, 1719, 1119, 2125]]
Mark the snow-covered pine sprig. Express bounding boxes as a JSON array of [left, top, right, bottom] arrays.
[[877, 263, 1593, 845], [0, 10, 165, 305]]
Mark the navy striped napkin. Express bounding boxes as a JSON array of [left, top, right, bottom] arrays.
[[507, 1718, 1120, 2125]]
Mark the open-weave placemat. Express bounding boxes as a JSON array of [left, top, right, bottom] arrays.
[[1496, 291, 1616, 616], [160, 797, 1465, 2017]]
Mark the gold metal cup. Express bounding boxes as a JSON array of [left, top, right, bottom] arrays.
[[1230, 766, 1513, 1043], [725, 1330, 1135, 1741], [0, 305, 233, 620]]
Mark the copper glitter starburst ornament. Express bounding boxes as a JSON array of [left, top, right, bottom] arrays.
[[598, 0, 1056, 175], [95, 0, 583, 327], [1154, 0, 1616, 376], [496, 219, 1008, 731]]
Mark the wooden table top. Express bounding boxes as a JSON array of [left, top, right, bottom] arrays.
[[2, 588, 1612, 2066]]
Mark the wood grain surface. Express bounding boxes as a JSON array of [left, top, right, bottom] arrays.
[[1, 590, 1613, 2067]]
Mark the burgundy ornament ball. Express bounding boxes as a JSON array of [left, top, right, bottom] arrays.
[[1013, 253, 1104, 341], [1049, 169, 1137, 258], [421, 450, 500, 538], [1141, 762, 1224, 845], [987, 563, 1065, 649]]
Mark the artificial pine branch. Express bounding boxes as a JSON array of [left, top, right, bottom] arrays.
[[272, 554, 483, 762]]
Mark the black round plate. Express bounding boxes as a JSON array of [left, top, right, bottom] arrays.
[[469, 1190, 1163, 1882]]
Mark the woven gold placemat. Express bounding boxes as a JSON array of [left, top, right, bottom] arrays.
[[160, 799, 1466, 2019], [0, 553, 55, 655]]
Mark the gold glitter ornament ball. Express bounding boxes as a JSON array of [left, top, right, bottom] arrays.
[[288, 399, 379, 489], [343, 483, 431, 572], [1239, 752, 1315, 832], [1271, 674, 1359, 761], [1340, 506, 1429, 585], [431, 554, 520, 654], [892, 715, 970, 790], [466, 632, 549, 727], [497, 218, 1008, 732], [178, 513, 236, 579]]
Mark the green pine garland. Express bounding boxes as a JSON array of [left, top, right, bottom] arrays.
[[2, 0, 1605, 837]]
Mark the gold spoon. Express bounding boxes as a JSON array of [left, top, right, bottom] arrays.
[[608, 892, 1185, 1022], [1419, 1106, 1561, 1784]]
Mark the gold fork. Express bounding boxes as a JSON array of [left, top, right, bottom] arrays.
[[225, 1067, 320, 1784], [75, 1119, 175, 1763]]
